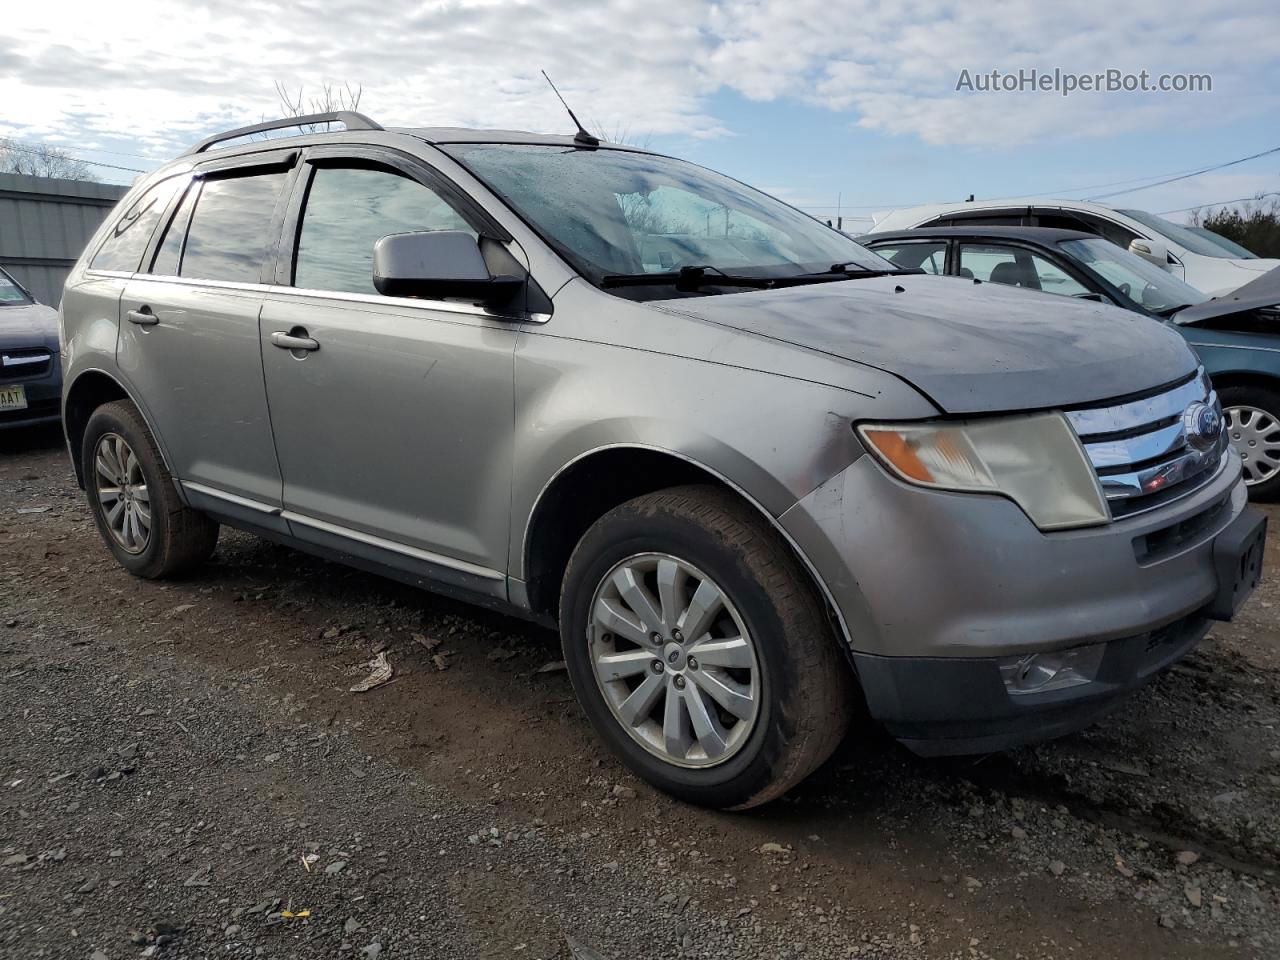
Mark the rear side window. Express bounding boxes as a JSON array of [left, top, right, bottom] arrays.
[[869, 242, 946, 274], [180, 172, 288, 283], [293, 165, 475, 295], [90, 177, 181, 273], [150, 181, 198, 277]]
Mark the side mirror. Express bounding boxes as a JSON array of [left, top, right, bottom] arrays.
[[1128, 237, 1171, 270], [373, 231, 523, 305]]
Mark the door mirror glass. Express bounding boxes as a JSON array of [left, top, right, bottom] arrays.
[[1128, 237, 1171, 270], [372, 231, 522, 305]]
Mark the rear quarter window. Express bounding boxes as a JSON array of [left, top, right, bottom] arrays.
[[90, 177, 182, 273]]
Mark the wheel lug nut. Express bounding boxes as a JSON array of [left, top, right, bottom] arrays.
[[687, 657, 698, 670], [650, 632, 662, 646], [673, 675, 686, 689], [672, 629, 684, 642], [652, 660, 664, 674]]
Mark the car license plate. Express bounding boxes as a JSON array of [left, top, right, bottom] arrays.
[[1208, 507, 1267, 621], [0, 384, 26, 411]]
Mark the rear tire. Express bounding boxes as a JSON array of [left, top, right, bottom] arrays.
[[560, 484, 853, 809], [1220, 384, 1280, 500], [82, 400, 219, 578]]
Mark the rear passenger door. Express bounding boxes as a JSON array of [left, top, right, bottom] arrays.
[[258, 147, 519, 596], [116, 152, 295, 510]]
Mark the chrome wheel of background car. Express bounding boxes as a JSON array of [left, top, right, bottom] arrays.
[[589, 552, 760, 768], [94, 432, 151, 554], [1225, 405, 1280, 487]]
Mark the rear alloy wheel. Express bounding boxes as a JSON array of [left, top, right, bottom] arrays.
[[83, 399, 219, 578], [94, 432, 152, 554], [561, 484, 853, 809], [1220, 385, 1280, 500]]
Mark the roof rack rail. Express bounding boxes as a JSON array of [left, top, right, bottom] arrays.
[[182, 111, 384, 156]]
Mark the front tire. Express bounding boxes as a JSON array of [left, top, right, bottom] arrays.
[[1220, 384, 1280, 500], [82, 400, 219, 578], [560, 485, 852, 809]]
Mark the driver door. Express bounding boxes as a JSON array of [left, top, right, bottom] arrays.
[[258, 148, 519, 596]]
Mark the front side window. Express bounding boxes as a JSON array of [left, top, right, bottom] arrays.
[[180, 172, 288, 283], [90, 177, 182, 273], [959, 243, 1090, 296], [1060, 237, 1208, 314], [443, 143, 891, 294], [0, 268, 32, 305], [294, 165, 475, 295], [868, 241, 946, 274]]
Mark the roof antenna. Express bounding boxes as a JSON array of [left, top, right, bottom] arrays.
[[541, 70, 600, 147]]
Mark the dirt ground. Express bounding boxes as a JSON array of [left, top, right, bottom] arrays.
[[2, 422, 1277, 960]]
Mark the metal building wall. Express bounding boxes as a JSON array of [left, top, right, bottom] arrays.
[[0, 173, 130, 306]]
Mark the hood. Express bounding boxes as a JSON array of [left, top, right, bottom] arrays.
[[0, 302, 60, 353], [656, 275, 1196, 415], [1174, 264, 1280, 326], [1230, 257, 1280, 274]]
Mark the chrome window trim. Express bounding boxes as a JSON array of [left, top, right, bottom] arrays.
[[86, 272, 547, 324]]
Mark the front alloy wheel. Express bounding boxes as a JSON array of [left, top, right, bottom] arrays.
[[591, 552, 760, 767], [561, 485, 853, 809]]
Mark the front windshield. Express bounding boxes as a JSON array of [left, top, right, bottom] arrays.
[[1060, 237, 1209, 313], [444, 143, 892, 292], [1188, 226, 1258, 259], [1117, 208, 1242, 259], [0, 268, 32, 305]]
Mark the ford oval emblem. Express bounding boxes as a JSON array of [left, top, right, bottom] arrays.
[[1182, 401, 1223, 452]]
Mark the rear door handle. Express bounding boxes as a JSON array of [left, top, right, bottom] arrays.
[[270, 330, 320, 352], [126, 308, 159, 326]]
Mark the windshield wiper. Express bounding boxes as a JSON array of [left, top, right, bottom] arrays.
[[601, 265, 777, 292], [826, 264, 925, 277]]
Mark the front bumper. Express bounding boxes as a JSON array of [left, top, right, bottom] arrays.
[[781, 449, 1257, 754], [853, 614, 1209, 755], [0, 352, 62, 430]]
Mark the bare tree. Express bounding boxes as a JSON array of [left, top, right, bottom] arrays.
[[274, 81, 363, 128], [1189, 194, 1280, 259], [0, 139, 92, 181], [590, 120, 652, 149]]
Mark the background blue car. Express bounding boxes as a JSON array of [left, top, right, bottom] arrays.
[[864, 226, 1280, 498]]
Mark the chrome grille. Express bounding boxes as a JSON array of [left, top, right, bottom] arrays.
[[1065, 368, 1228, 519], [0, 348, 52, 381]]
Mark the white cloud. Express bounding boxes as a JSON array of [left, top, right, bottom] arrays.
[[1, 0, 1277, 159]]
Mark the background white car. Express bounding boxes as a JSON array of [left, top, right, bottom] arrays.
[[869, 198, 1279, 296]]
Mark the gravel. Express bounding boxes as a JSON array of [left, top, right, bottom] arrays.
[[1, 425, 1278, 959]]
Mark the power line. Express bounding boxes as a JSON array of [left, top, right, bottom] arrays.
[[0, 140, 147, 174], [788, 145, 1280, 213], [1088, 145, 1280, 201], [1157, 191, 1280, 215]]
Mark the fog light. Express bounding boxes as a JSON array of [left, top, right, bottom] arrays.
[[998, 643, 1105, 696]]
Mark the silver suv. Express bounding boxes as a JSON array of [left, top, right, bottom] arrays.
[[60, 112, 1266, 808]]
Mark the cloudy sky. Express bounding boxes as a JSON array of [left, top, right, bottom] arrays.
[[4, 0, 1278, 224]]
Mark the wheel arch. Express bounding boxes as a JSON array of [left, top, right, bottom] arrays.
[[520, 444, 854, 652], [64, 368, 176, 492], [1209, 368, 1280, 396]]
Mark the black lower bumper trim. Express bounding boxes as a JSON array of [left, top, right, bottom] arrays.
[[853, 614, 1210, 757]]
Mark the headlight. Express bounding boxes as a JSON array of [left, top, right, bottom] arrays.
[[856, 413, 1108, 530]]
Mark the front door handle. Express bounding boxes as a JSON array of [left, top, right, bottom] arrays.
[[126, 308, 159, 326], [270, 330, 320, 352]]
